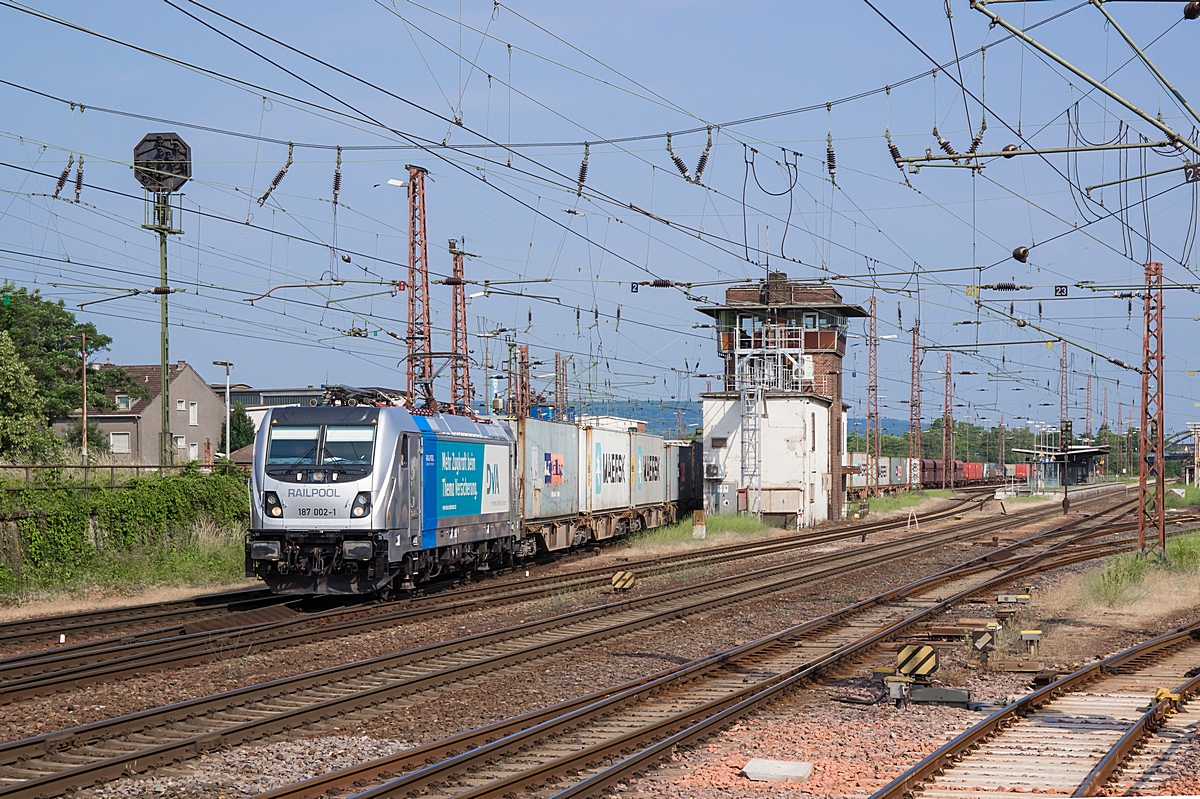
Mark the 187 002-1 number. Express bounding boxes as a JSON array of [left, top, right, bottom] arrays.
[[297, 507, 336, 517]]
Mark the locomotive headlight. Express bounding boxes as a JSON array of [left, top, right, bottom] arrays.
[[351, 491, 371, 518], [264, 491, 283, 517]]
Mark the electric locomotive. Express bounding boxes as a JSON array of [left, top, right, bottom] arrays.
[[246, 405, 519, 595]]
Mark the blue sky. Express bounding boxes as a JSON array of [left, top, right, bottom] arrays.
[[1, 1, 1198, 432]]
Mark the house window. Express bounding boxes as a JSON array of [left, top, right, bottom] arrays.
[[802, 312, 818, 330], [710, 437, 727, 449], [110, 432, 131, 454], [174, 435, 186, 449], [176, 399, 186, 411], [188, 442, 198, 460], [116, 395, 131, 410], [189, 402, 198, 426]]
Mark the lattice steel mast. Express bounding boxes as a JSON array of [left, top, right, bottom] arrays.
[[867, 296, 880, 497], [406, 165, 434, 407], [448, 238, 472, 413], [909, 322, 922, 488], [1139, 261, 1165, 552]]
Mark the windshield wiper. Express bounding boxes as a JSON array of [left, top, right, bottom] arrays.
[[281, 442, 320, 476]]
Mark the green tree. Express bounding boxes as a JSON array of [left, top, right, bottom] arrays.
[[0, 282, 148, 425], [62, 419, 110, 455], [0, 331, 63, 461], [219, 402, 257, 453]]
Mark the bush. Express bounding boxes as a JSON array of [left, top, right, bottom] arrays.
[[0, 471, 249, 599], [1081, 533, 1200, 606]]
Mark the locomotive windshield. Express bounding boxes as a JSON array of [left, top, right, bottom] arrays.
[[321, 426, 375, 465], [266, 424, 375, 466], [267, 426, 320, 465]]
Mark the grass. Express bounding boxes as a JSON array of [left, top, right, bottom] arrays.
[[0, 519, 247, 604], [1080, 530, 1200, 606], [627, 513, 769, 550], [1165, 483, 1200, 510], [860, 489, 956, 516]]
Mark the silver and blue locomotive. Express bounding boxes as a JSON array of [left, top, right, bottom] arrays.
[[246, 405, 701, 595]]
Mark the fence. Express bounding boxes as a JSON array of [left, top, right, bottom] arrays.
[[0, 463, 246, 491]]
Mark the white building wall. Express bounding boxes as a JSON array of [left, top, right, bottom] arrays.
[[701, 394, 833, 526]]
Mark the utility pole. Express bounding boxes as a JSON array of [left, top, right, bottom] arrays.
[[517, 344, 531, 418], [1188, 421, 1200, 487], [866, 296, 880, 497], [505, 339, 518, 416], [1085, 374, 1093, 440], [943, 352, 953, 490], [66, 333, 89, 466], [909, 322, 922, 488], [554, 351, 568, 421], [448, 238, 472, 413], [1139, 261, 1166, 552], [406, 164, 434, 408], [998, 414, 1005, 472], [1059, 340, 1069, 447], [134, 133, 190, 467]]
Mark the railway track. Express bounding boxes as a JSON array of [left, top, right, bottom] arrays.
[[212, 504, 1167, 799], [0, 488, 991, 654], [0, 496, 1128, 798], [870, 619, 1200, 798], [0, 487, 1021, 702], [0, 589, 286, 648]]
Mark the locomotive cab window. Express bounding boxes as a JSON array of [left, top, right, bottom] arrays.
[[267, 425, 320, 465], [322, 426, 376, 465]]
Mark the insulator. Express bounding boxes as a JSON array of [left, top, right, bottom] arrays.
[[1012, 246, 1030, 263], [888, 140, 903, 167], [936, 132, 958, 158], [992, 282, 1019, 291], [74, 158, 83, 203], [693, 127, 712, 183], [576, 142, 589, 196], [666, 132, 690, 180], [259, 143, 294, 207], [52, 156, 73, 199], [1002, 144, 1019, 159], [968, 132, 984, 154], [332, 145, 342, 206], [826, 134, 837, 184], [1038, 301, 1043, 319], [341, 253, 352, 263], [651, 279, 672, 288], [1009, 302, 1015, 315], [1186, 2, 1200, 20]]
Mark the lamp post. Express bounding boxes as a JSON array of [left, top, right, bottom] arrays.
[[213, 360, 233, 458]]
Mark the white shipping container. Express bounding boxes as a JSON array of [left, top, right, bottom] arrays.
[[631, 433, 666, 507], [582, 426, 631, 513]]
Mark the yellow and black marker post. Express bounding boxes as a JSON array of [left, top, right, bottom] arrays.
[[611, 571, 636, 592], [897, 644, 939, 678]]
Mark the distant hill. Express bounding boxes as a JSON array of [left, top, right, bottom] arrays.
[[847, 417, 910, 437], [575, 400, 701, 439]]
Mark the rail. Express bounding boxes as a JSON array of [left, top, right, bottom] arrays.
[[870, 620, 1200, 798]]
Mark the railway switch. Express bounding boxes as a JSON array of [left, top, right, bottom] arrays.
[[885, 675, 915, 707]]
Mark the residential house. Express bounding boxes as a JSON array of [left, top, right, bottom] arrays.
[[58, 361, 226, 464]]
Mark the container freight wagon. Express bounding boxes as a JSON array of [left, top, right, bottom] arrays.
[[514, 417, 582, 551]]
